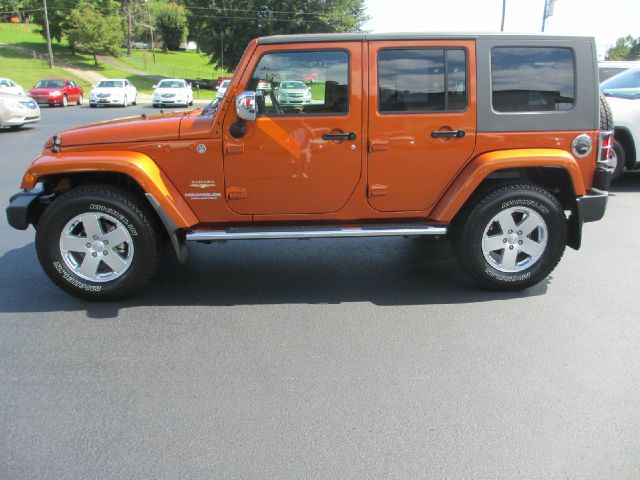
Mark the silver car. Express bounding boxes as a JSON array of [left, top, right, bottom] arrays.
[[0, 92, 40, 130]]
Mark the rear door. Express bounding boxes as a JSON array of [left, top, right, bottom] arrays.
[[367, 40, 477, 212]]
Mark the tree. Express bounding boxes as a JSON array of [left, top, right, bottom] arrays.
[[28, 0, 68, 43], [153, 1, 188, 51], [606, 35, 640, 61], [186, 0, 368, 69], [65, 6, 124, 66]]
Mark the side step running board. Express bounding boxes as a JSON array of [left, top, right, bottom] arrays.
[[186, 225, 447, 241]]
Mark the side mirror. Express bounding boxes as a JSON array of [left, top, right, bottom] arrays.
[[152, 84, 157, 89], [235, 91, 256, 122]]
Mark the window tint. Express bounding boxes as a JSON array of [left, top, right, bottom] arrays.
[[378, 48, 467, 113], [491, 47, 575, 112], [247, 50, 349, 116]]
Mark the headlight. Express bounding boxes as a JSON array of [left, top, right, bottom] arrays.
[[50, 90, 62, 96]]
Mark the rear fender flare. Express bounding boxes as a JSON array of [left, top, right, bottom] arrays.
[[430, 148, 586, 223]]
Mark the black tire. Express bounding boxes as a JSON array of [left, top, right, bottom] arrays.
[[89, 103, 96, 108], [452, 184, 567, 291], [611, 139, 626, 181], [35, 185, 160, 300], [132, 95, 137, 106], [600, 93, 614, 131], [77, 94, 83, 106], [9, 125, 22, 130]]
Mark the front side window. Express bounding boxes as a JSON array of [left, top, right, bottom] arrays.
[[247, 50, 349, 116], [378, 48, 467, 113], [491, 47, 575, 112]]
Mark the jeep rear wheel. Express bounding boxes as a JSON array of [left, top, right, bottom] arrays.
[[35, 185, 160, 300], [453, 184, 567, 291]]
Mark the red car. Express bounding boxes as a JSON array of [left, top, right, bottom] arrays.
[[29, 79, 84, 107]]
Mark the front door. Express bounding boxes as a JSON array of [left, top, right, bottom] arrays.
[[367, 40, 477, 212], [222, 44, 362, 215]]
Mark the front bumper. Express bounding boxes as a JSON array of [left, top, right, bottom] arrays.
[[6, 185, 46, 230], [90, 97, 125, 106]]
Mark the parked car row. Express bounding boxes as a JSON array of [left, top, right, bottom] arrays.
[[1, 76, 198, 130]]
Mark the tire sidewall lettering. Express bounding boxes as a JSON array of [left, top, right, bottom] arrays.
[[89, 203, 138, 236], [500, 198, 549, 215], [53, 261, 102, 292]]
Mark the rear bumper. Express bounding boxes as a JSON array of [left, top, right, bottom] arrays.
[[576, 188, 608, 223], [6, 185, 45, 230]]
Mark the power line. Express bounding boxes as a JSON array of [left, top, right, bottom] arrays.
[[0, 7, 45, 14]]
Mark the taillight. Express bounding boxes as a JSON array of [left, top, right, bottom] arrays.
[[599, 130, 614, 163]]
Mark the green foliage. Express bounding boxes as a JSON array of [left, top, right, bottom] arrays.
[[187, 0, 369, 69], [153, 1, 188, 51], [26, 0, 123, 44], [606, 35, 640, 61], [65, 5, 125, 65]]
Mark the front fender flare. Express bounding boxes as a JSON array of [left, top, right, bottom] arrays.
[[20, 150, 199, 229], [429, 148, 586, 223]]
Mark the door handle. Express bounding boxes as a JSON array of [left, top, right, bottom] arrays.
[[322, 132, 357, 141], [431, 130, 465, 139]]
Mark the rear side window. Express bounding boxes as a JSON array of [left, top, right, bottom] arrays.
[[378, 48, 467, 113], [491, 47, 575, 112]]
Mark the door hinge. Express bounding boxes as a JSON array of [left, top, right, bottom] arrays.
[[226, 186, 247, 200], [367, 184, 389, 197], [225, 143, 244, 155]]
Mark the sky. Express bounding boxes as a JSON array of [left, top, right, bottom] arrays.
[[364, 0, 640, 59]]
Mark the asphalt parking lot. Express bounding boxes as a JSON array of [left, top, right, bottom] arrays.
[[1, 105, 639, 479]]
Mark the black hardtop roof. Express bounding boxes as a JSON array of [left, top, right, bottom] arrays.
[[257, 32, 594, 45]]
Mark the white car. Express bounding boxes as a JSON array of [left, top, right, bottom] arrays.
[[152, 79, 193, 108], [275, 81, 312, 106], [0, 92, 40, 130], [89, 79, 137, 107], [216, 79, 231, 99], [0, 78, 25, 96], [600, 67, 640, 179]]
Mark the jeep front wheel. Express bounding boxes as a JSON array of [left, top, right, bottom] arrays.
[[453, 184, 567, 291], [35, 185, 160, 300]]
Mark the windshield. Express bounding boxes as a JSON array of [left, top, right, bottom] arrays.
[[158, 80, 185, 88], [280, 81, 306, 90], [200, 97, 221, 117], [36, 80, 64, 89], [97, 80, 124, 88], [601, 68, 640, 98], [220, 80, 230, 88]]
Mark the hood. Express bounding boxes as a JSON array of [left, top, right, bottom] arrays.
[[30, 87, 60, 95], [153, 87, 188, 96], [90, 87, 124, 95], [52, 111, 192, 147], [0, 91, 26, 101]]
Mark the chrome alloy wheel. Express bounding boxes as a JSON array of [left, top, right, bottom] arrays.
[[59, 212, 134, 282], [481, 206, 548, 273]]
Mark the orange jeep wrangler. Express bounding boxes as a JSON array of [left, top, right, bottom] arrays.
[[6, 33, 614, 300]]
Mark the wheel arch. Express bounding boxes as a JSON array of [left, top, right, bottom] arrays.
[[22, 152, 197, 262], [614, 127, 637, 168], [431, 149, 585, 250]]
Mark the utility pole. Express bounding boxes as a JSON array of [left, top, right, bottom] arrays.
[[42, 0, 54, 68], [145, 0, 156, 64], [500, 0, 506, 32], [221, 30, 224, 70], [542, 0, 557, 32], [127, 0, 132, 56]]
